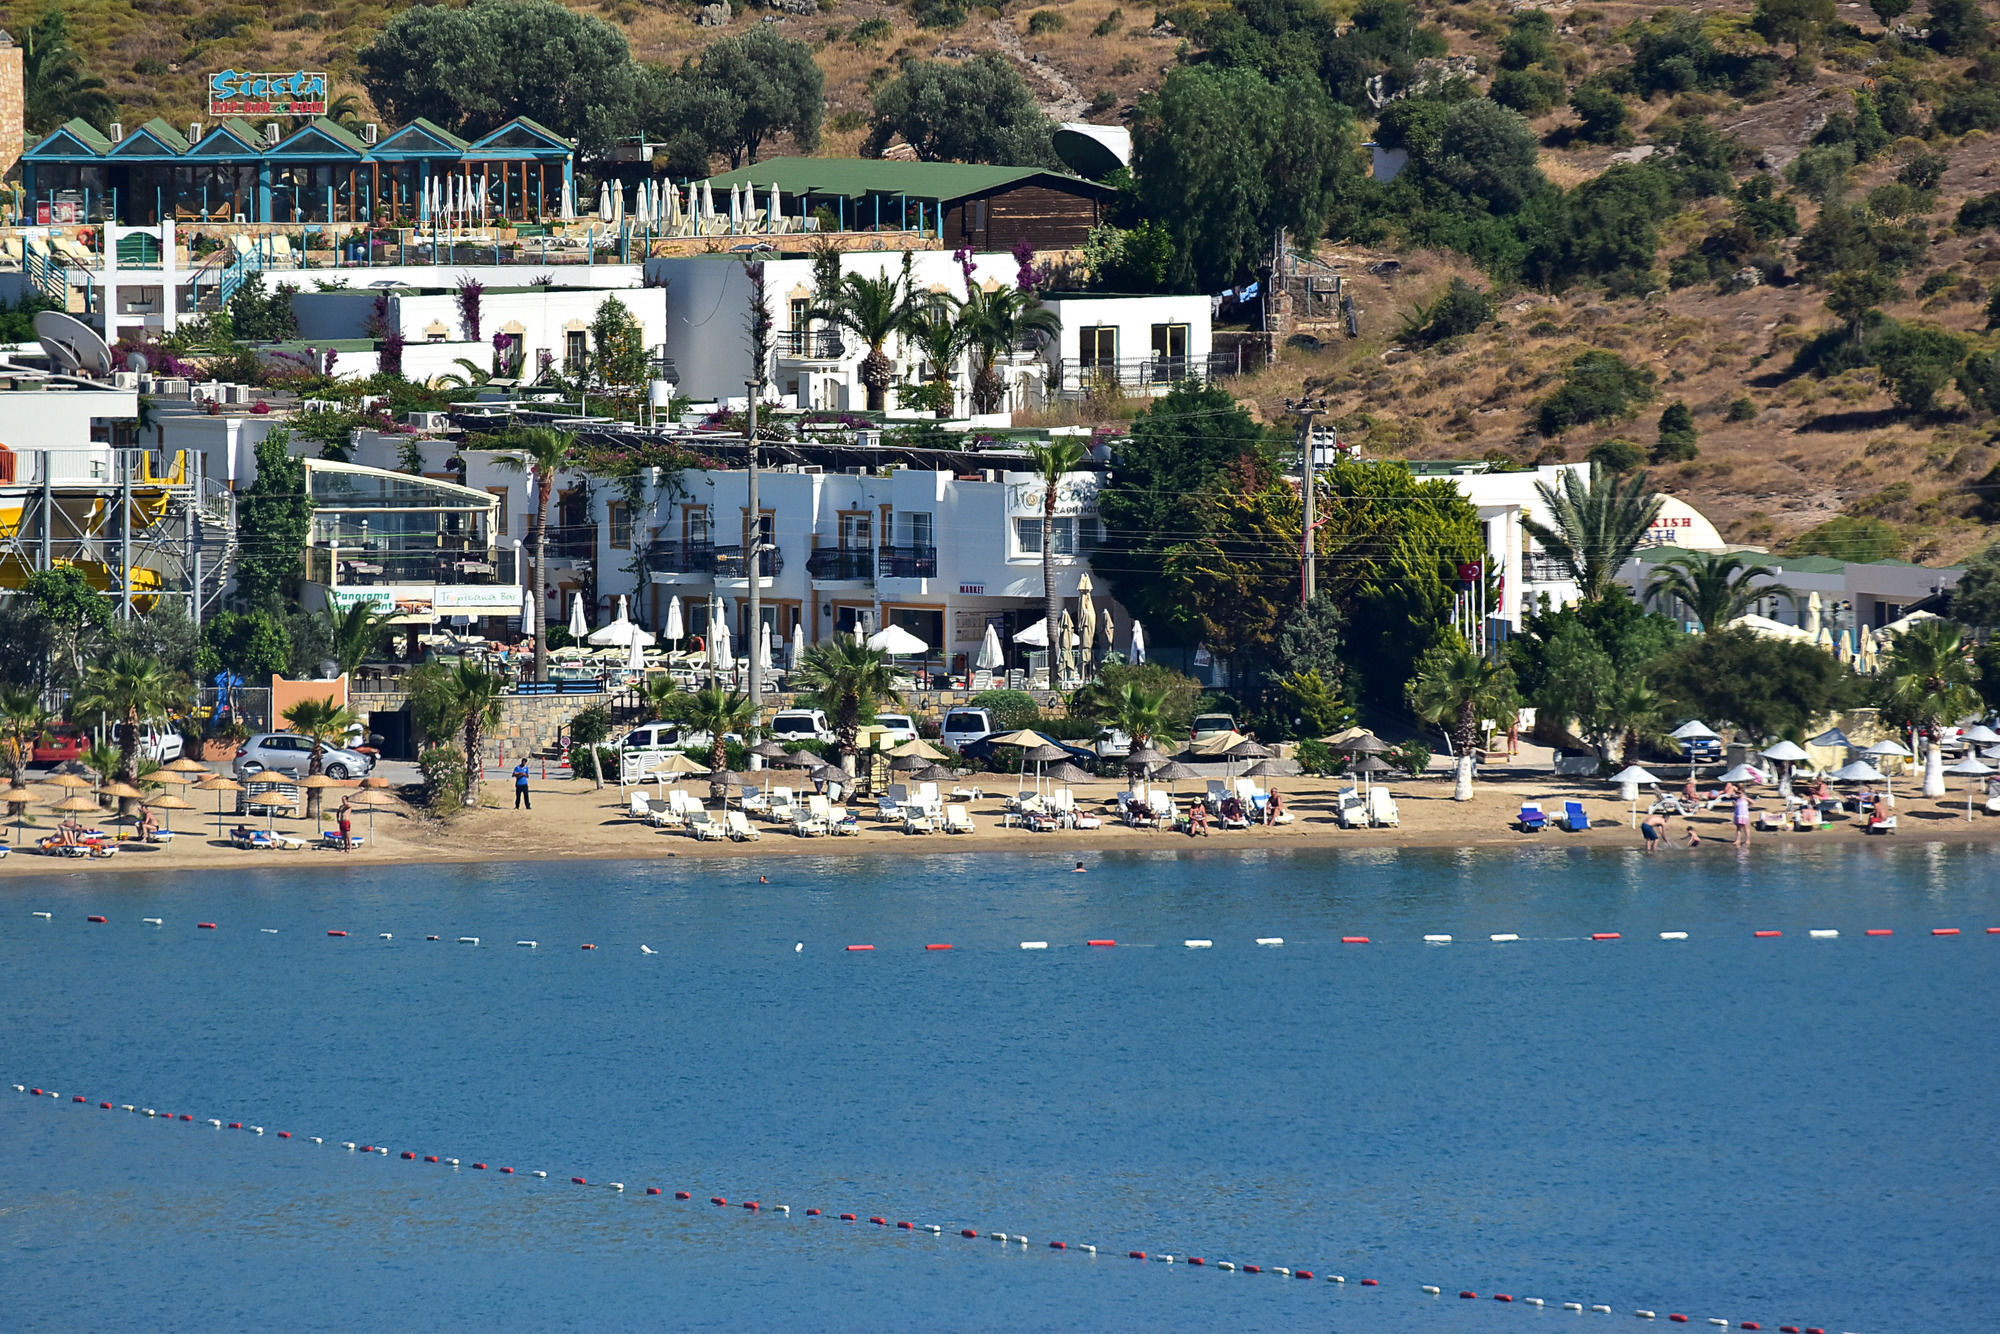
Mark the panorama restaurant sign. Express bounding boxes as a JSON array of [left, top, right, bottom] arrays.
[[209, 70, 330, 118]]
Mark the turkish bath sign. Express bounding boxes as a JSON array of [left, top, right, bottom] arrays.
[[209, 70, 329, 117]]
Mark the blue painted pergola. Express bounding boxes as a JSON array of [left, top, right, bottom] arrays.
[[20, 115, 575, 226]]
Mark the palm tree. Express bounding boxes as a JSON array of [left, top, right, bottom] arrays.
[[280, 694, 359, 819], [901, 294, 968, 418], [1605, 676, 1668, 767], [22, 7, 117, 134], [1075, 679, 1166, 780], [1025, 438, 1089, 684], [1410, 642, 1519, 800], [685, 684, 757, 801], [434, 358, 496, 390], [1522, 464, 1664, 602], [1882, 618, 1980, 797], [791, 638, 899, 776], [1644, 550, 1787, 631], [74, 651, 182, 786], [432, 661, 506, 806], [812, 256, 911, 412], [642, 675, 685, 723], [486, 427, 578, 684], [1, 687, 53, 781], [324, 602, 397, 677], [960, 285, 1060, 414]]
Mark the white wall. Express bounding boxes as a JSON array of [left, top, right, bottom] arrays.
[[0, 384, 139, 448]]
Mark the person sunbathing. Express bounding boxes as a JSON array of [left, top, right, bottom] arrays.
[[136, 807, 160, 841]]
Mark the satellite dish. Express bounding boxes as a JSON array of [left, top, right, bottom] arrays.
[[34, 310, 115, 378], [126, 351, 149, 373]]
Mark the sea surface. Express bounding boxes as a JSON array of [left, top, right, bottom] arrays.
[[2, 839, 1996, 1332]]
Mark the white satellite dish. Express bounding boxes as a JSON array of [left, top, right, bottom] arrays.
[[34, 310, 115, 378], [126, 351, 149, 373]]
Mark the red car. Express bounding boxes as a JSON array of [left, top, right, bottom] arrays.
[[31, 725, 88, 766]]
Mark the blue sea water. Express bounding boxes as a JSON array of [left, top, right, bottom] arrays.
[[2, 839, 1996, 1332]]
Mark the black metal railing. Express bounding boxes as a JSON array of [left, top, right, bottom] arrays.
[[807, 547, 874, 581], [715, 543, 784, 578], [877, 544, 937, 578], [781, 330, 846, 359], [644, 541, 717, 576]]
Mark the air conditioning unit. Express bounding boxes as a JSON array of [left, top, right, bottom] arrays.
[[361, 122, 379, 144], [302, 398, 339, 413], [264, 123, 281, 146], [108, 122, 124, 142], [856, 429, 882, 449], [844, 465, 869, 476], [188, 122, 203, 143], [405, 411, 449, 430], [799, 464, 823, 475]]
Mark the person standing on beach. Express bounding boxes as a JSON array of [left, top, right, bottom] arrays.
[[1640, 810, 1666, 853], [513, 759, 532, 811], [335, 796, 355, 852], [1732, 787, 1751, 847]]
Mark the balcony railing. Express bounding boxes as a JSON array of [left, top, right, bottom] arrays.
[[644, 541, 783, 578], [877, 544, 937, 579], [308, 545, 518, 587], [807, 547, 874, 581], [781, 329, 846, 360]]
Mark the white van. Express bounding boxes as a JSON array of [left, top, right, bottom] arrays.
[[136, 722, 185, 764], [619, 722, 715, 754], [768, 709, 834, 744], [940, 707, 996, 752]]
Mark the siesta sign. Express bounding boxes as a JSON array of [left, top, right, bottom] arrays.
[[208, 69, 330, 117]]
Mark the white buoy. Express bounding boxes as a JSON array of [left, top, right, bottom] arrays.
[[31, 911, 51, 919], [517, 940, 537, 948], [1184, 939, 1213, 948], [261, 928, 277, 934], [1020, 941, 1049, 950], [1707, 1321, 1728, 1327], [1160, 1255, 1177, 1264], [1526, 1297, 1545, 1306], [1424, 934, 1452, 943], [1660, 931, 1689, 940], [794, 943, 803, 952], [641, 945, 656, 954], [144, 1109, 157, 1117], [143, 917, 163, 925], [1328, 1275, 1345, 1283], [532, 1171, 547, 1178], [1271, 1266, 1288, 1275], [121, 1105, 134, 1112], [1636, 1311, 1656, 1320], [311, 1137, 322, 1144], [379, 933, 392, 940], [1490, 933, 1520, 942], [343, 1142, 357, 1150], [1592, 1305, 1613, 1313], [447, 1158, 459, 1166], [1423, 1285, 1442, 1294], [1218, 1261, 1235, 1271], [1564, 1302, 1584, 1311], [925, 1224, 939, 1233], [458, 937, 479, 945], [209, 1119, 222, 1128], [1255, 937, 1283, 946], [252, 1126, 264, 1134], [608, 1182, 624, 1191], [1810, 929, 1839, 939], [1080, 1245, 1095, 1254]]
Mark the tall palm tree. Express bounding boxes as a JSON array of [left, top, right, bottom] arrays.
[[960, 285, 1060, 414], [1882, 618, 1980, 797], [1522, 464, 1664, 602], [434, 661, 505, 806], [685, 684, 757, 801], [74, 651, 182, 786], [1, 687, 53, 781], [486, 427, 578, 684], [280, 694, 358, 819], [22, 7, 117, 133], [791, 638, 899, 776], [1410, 642, 1518, 800], [812, 256, 911, 412], [1644, 550, 1787, 631], [901, 294, 968, 418], [1074, 679, 1166, 780], [324, 602, 397, 677], [1025, 438, 1090, 684]]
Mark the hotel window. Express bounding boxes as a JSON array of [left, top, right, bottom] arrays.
[[1014, 516, 1076, 556], [900, 510, 934, 548], [607, 501, 632, 549], [839, 512, 871, 549], [684, 505, 711, 547], [565, 329, 587, 374], [790, 297, 810, 329], [1080, 326, 1117, 369], [486, 488, 510, 537], [1151, 322, 1189, 374]]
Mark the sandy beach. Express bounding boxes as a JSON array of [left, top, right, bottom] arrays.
[[6, 766, 1998, 875]]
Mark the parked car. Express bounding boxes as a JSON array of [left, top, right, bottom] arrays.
[[1678, 736, 1723, 764], [769, 709, 835, 745], [31, 725, 87, 766], [136, 722, 185, 764], [1094, 728, 1132, 760], [956, 730, 1096, 769], [1190, 713, 1238, 742], [871, 713, 919, 746], [940, 707, 997, 752], [618, 723, 717, 754], [232, 732, 375, 780]]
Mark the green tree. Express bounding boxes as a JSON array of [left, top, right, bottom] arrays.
[[409, 661, 506, 806], [900, 293, 969, 417], [1873, 323, 1968, 414], [1404, 278, 1496, 345], [1132, 66, 1363, 290], [677, 26, 824, 166], [1654, 400, 1699, 463], [1869, 0, 1912, 22], [200, 609, 293, 683], [1277, 668, 1356, 738], [1826, 269, 1898, 337], [1753, 0, 1837, 59], [21, 5, 116, 134], [588, 296, 649, 400], [1644, 550, 1786, 631], [1082, 222, 1180, 294], [1026, 438, 1091, 681], [1880, 618, 1981, 796], [1650, 626, 1854, 740], [1950, 540, 2000, 634], [1926, 0, 1990, 53], [1784, 515, 1902, 560], [1536, 351, 1658, 435], [1569, 82, 1631, 144], [324, 603, 395, 677], [23, 564, 106, 684], [865, 54, 1057, 166], [75, 651, 183, 786], [568, 703, 614, 789], [1073, 679, 1168, 776], [235, 428, 313, 608], [1068, 662, 1203, 735], [1, 687, 53, 779], [685, 684, 758, 799], [1522, 463, 1664, 601], [357, 0, 652, 156], [812, 258, 910, 412], [1409, 641, 1518, 799], [791, 640, 898, 776], [280, 694, 359, 817], [959, 285, 1060, 413], [482, 427, 577, 684]]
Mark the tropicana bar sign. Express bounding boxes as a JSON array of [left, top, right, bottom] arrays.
[[208, 70, 330, 118]]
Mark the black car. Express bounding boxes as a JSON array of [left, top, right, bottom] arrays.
[[956, 730, 1097, 769]]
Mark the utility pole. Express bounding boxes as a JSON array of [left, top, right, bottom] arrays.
[[1287, 397, 1325, 605], [744, 376, 763, 725]]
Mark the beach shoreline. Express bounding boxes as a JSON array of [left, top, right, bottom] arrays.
[[6, 770, 1997, 877]]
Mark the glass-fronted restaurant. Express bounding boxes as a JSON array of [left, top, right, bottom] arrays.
[[19, 115, 575, 227]]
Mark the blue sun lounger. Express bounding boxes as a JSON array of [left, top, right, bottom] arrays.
[[1561, 800, 1590, 832]]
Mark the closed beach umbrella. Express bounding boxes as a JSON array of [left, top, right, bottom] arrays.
[[625, 634, 646, 674], [791, 620, 805, 669], [664, 596, 684, 645], [759, 621, 774, 673], [712, 615, 732, 681], [976, 623, 1004, 672], [1057, 609, 1075, 683], [569, 593, 588, 639], [1129, 620, 1145, 665], [1805, 590, 1822, 639], [1077, 574, 1096, 671]]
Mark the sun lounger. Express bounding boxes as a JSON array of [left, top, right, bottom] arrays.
[[629, 790, 652, 819], [1756, 809, 1785, 832], [727, 810, 762, 841], [902, 806, 940, 834], [740, 788, 770, 817], [686, 808, 727, 840], [945, 804, 975, 833], [950, 784, 984, 801], [768, 787, 797, 823], [1148, 791, 1175, 825], [1205, 779, 1229, 812], [1337, 789, 1369, 829], [1561, 800, 1591, 832], [320, 831, 364, 848], [792, 797, 830, 837], [229, 828, 277, 850], [1866, 812, 1898, 834], [1368, 787, 1401, 827], [828, 804, 859, 835], [875, 794, 903, 823], [1517, 802, 1547, 832]]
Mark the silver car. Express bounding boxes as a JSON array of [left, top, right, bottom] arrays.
[[232, 732, 375, 781]]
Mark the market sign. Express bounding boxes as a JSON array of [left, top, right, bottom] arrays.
[[209, 69, 329, 117]]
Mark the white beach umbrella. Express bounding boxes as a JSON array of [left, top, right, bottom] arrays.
[[1831, 759, 1885, 783], [599, 180, 611, 220], [1946, 756, 1994, 819], [633, 184, 649, 228], [1130, 620, 1146, 665], [1077, 573, 1096, 670], [1964, 723, 2000, 745], [625, 633, 646, 673], [760, 620, 774, 672], [1760, 740, 1810, 762], [1716, 763, 1766, 785], [1670, 719, 1719, 740], [975, 622, 1004, 671], [768, 181, 781, 229], [1610, 763, 1659, 825], [520, 585, 535, 627], [1012, 618, 1052, 647], [730, 183, 742, 230], [791, 621, 805, 669], [1805, 590, 1822, 639], [713, 615, 732, 680], [568, 593, 587, 639], [561, 177, 575, 222], [616, 594, 630, 623], [1865, 739, 1914, 759], [868, 624, 929, 657], [664, 595, 684, 644], [702, 178, 716, 221]]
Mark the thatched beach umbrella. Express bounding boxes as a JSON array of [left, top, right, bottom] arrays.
[[145, 791, 194, 834], [6, 782, 41, 844], [298, 772, 343, 821], [196, 776, 245, 837], [346, 787, 401, 841]]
